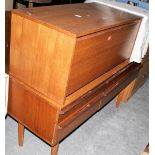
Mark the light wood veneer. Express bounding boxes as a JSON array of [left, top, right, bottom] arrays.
[[8, 3, 142, 155]]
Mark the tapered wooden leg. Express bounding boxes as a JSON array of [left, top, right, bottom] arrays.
[[116, 91, 124, 108], [116, 79, 136, 108], [18, 122, 24, 146], [51, 144, 59, 155]]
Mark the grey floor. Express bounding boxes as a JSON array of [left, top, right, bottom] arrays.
[[5, 80, 149, 155]]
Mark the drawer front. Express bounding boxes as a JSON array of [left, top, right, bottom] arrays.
[[57, 99, 100, 143], [8, 77, 59, 145], [55, 63, 142, 143], [67, 21, 140, 95], [59, 92, 101, 124]]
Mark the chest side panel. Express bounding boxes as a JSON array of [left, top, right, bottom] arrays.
[[8, 77, 59, 145], [10, 13, 76, 104]]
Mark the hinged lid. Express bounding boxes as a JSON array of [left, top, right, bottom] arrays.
[[12, 2, 141, 37]]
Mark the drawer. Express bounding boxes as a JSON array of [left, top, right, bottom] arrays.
[[67, 21, 141, 95], [56, 62, 142, 143], [57, 97, 100, 142], [99, 63, 143, 109]]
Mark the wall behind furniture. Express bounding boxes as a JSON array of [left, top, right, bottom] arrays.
[[5, 0, 26, 10], [5, 0, 13, 10]]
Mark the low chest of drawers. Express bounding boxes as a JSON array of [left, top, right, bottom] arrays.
[[8, 3, 142, 155]]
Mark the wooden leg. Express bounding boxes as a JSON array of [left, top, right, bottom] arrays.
[[116, 91, 124, 108], [18, 122, 24, 146], [116, 79, 136, 108], [51, 144, 59, 155]]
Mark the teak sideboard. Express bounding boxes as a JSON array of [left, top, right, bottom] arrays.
[[8, 3, 142, 155]]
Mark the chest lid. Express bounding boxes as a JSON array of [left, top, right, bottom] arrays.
[[12, 2, 141, 37]]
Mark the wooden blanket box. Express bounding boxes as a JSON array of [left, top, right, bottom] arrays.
[[8, 3, 142, 155]]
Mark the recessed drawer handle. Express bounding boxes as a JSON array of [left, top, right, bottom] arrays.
[[58, 104, 91, 129]]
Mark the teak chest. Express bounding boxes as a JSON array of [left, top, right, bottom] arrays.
[[8, 3, 142, 155]]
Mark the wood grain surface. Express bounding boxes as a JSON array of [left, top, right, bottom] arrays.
[[18, 123, 24, 146], [10, 13, 76, 104], [8, 3, 142, 154], [56, 63, 142, 143], [67, 21, 140, 95], [65, 60, 129, 106], [10, 3, 141, 105], [11, 3, 141, 37], [8, 77, 59, 145]]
